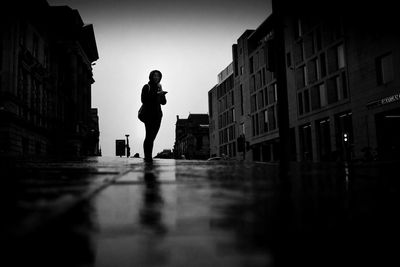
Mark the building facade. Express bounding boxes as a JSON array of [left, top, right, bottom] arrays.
[[173, 114, 210, 160], [87, 108, 101, 156], [208, 63, 238, 158], [284, 5, 400, 162], [0, 1, 99, 157], [208, 3, 400, 162], [209, 19, 281, 161]]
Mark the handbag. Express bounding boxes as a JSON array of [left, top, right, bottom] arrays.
[[138, 84, 150, 122], [138, 105, 146, 122]]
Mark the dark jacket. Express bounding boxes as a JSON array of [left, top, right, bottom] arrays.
[[141, 82, 167, 120]]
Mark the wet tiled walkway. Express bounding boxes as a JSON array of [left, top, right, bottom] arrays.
[[2, 157, 399, 266]]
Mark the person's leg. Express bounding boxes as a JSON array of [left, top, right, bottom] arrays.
[[143, 122, 152, 160], [143, 118, 161, 160]]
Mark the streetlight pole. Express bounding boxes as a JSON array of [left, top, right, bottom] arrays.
[[125, 134, 130, 158]]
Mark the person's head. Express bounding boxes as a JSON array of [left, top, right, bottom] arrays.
[[149, 70, 162, 84]]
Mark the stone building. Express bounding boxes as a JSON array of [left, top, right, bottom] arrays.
[[87, 108, 101, 156], [0, 0, 99, 157], [209, 18, 281, 161], [173, 114, 210, 160]]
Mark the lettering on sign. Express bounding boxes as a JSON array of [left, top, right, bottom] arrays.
[[367, 92, 400, 109], [381, 93, 400, 105]]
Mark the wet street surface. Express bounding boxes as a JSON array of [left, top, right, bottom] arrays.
[[1, 157, 399, 267]]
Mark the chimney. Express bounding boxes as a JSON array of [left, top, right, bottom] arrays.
[[176, 115, 179, 120]]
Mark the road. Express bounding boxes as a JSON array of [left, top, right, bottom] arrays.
[[1, 157, 399, 267]]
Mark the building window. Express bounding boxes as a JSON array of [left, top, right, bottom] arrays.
[[255, 113, 260, 135], [317, 118, 332, 161], [268, 85, 274, 105], [228, 127, 233, 141], [327, 75, 341, 104], [311, 86, 320, 111], [376, 53, 394, 85], [268, 106, 276, 130], [256, 71, 261, 89], [304, 89, 310, 113], [337, 43, 345, 69], [300, 123, 313, 161], [301, 65, 308, 87], [249, 57, 254, 74], [251, 94, 257, 113], [250, 75, 255, 93], [294, 41, 304, 64], [319, 83, 327, 107], [286, 52, 292, 67], [307, 59, 318, 84], [262, 68, 266, 86], [240, 66, 244, 75], [315, 58, 320, 80], [252, 115, 256, 136], [341, 72, 348, 99], [296, 18, 303, 38], [296, 65, 307, 89], [255, 52, 259, 70], [311, 83, 327, 111], [298, 92, 304, 115], [320, 52, 327, 77], [240, 85, 244, 115], [259, 49, 265, 66], [264, 109, 269, 132]]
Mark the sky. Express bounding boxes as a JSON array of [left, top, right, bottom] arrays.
[[47, 0, 272, 157]]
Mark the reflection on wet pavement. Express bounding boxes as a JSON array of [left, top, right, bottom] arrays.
[[2, 157, 400, 266]]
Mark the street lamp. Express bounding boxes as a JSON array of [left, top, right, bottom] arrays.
[[125, 134, 130, 158]]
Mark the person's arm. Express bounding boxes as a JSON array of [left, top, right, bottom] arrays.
[[158, 92, 167, 105], [141, 84, 150, 104], [157, 84, 167, 105]]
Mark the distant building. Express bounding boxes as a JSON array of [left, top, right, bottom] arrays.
[[87, 108, 100, 156], [208, 85, 218, 157], [208, 63, 238, 159], [0, 0, 99, 157], [154, 149, 173, 159], [173, 114, 210, 160], [235, 17, 281, 162]]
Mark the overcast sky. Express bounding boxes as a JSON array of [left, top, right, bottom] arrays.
[[47, 0, 271, 157]]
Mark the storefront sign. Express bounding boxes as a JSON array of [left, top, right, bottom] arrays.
[[381, 93, 400, 105], [367, 92, 400, 109]]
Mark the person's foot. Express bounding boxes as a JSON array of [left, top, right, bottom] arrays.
[[144, 157, 153, 163]]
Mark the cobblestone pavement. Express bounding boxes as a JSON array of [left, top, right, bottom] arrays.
[[1, 157, 399, 267]]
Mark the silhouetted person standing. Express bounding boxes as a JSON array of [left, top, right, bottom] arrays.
[[141, 70, 167, 163]]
